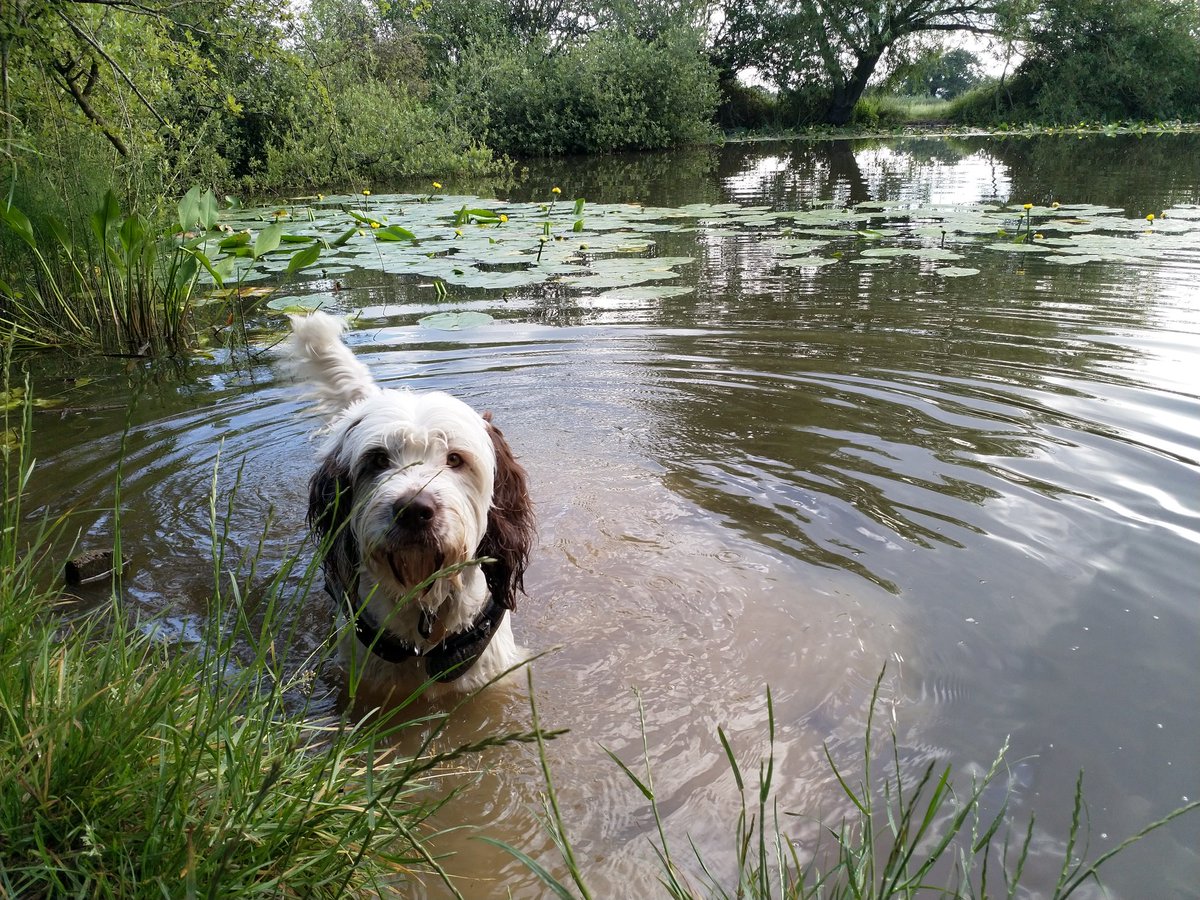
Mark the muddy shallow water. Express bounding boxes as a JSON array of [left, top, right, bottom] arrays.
[[25, 134, 1200, 897]]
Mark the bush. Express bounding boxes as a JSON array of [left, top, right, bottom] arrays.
[[251, 83, 499, 192], [442, 28, 720, 157], [977, 0, 1200, 124], [717, 79, 780, 131]]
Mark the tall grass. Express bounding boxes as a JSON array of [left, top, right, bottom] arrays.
[[0, 390, 546, 896], [510, 670, 1199, 898]]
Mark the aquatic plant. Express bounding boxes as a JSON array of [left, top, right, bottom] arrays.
[[0, 187, 327, 355], [503, 669, 1199, 898]]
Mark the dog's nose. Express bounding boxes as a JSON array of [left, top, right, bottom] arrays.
[[392, 494, 436, 530]]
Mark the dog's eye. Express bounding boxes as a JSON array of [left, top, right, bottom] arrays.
[[362, 447, 391, 475], [446, 452, 464, 469]]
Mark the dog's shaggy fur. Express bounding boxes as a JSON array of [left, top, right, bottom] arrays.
[[286, 312, 534, 698]]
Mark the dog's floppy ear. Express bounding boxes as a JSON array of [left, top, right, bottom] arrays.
[[308, 451, 359, 600], [478, 412, 534, 610]]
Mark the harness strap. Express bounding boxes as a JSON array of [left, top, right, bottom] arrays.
[[331, 569, 507, 682]]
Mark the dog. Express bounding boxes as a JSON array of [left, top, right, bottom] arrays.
[[286, 311, 535, 699]]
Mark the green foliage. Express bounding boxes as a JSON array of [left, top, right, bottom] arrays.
[[887, 48, 986, 100], [717, 79, 780, 130], [253, 83, 498, 192], [442, 27, 720, 156], [979, 0, 1200, 123], [0, 187, 326, 354]]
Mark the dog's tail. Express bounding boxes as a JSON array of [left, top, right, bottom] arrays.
[[285, 311, 380, 416]]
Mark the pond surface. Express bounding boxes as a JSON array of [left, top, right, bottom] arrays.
[[26, 134, 1200, 897]]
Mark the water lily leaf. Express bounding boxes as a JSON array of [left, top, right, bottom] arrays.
[[934, 266, 980, 277], [595, 285, 695, 301], [763, 238, 831, 255], [1042, 255, 1102, 265], [985, 242, 1043, 253], [418, 311, 495, 330], [265, 294, 329, 311], [776, 256, 840, 268]]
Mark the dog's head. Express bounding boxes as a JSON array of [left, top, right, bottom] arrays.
[[309, 392, 532, 609], [290, 314, 533, 614]]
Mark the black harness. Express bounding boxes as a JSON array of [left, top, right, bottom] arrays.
[[329, 563, 509, 684]]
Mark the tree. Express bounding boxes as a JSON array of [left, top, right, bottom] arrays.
[[1007, 0, 1200, 122], [889, 47, 985, 98], [712, 0, 1016, 124]]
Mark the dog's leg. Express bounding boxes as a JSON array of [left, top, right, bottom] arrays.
[[287, 311, 381, 414]]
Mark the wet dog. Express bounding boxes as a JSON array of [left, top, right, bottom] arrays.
[[286, 312, 534, 698]]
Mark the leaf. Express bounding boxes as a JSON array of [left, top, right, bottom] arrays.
[[189, 249, 226, 287], [934, 266, 981, 277], [219, 232, 251, 250], [253, 222, 285, 258], [418, 311, 494, 330], [91, 190, 121, 244], [178, 185, 202, 232], [1, 205, 36, 248], [375, 225, 417, 242], [198, 190, 220, 231], [330, 226, 358, 248], [286, 242, 321, 275]]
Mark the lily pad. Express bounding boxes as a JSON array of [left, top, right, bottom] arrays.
[[418, 311, 495, 330], [265, 294, 329, 311], [595, 285, 695, 301], [776, 256, 841, 268], [934, 266, 981, 277]]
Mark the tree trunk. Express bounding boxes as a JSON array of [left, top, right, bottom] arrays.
[[825, 49, 883, 126]]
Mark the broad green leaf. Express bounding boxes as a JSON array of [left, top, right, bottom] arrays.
[[219, 232, 251, 249], [375, 225, 417, 242], [286, 242, 322, 275], [1, 205, 36, 248], [253, 222, 285, 258], [178, 185, 202, 232]]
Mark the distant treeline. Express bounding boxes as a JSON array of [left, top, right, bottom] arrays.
[[1, 0, 1198, 202]]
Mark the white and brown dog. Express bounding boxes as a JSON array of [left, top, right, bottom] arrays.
[[286, 312, 534, 698]]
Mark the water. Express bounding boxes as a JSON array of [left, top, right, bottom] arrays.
[[24, 134, 1200, 897]]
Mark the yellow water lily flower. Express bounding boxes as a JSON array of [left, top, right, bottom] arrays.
[[1034, 233, 1044, 240], [1146, 213, 1155, 222], [362, 189, 371, 196], [551, 186, 562, 195], [432, 181, 442, 190], [454, 228, 463, 237], [370, 221, 381, 228], [1051, 201, 1060, 208], [1022, 203, 1033, 210], [499, 214, 508, 223]]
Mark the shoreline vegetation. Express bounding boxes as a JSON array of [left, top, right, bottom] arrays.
[[2, 399, 1196, 894]]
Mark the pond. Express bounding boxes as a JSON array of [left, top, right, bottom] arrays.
[[24, 133, 1200, 897]]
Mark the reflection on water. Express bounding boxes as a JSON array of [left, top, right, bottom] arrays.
[[24, 134, 1200, 897]]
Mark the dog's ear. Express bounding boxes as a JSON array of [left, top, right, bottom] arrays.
[[478, 412, 534, 610], [308, 452, 359, 599]]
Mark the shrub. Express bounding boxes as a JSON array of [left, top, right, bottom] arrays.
[[442, 28, 720, 157]]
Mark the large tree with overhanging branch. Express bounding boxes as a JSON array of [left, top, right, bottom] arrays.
[[711, 0, 1025, 124]]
